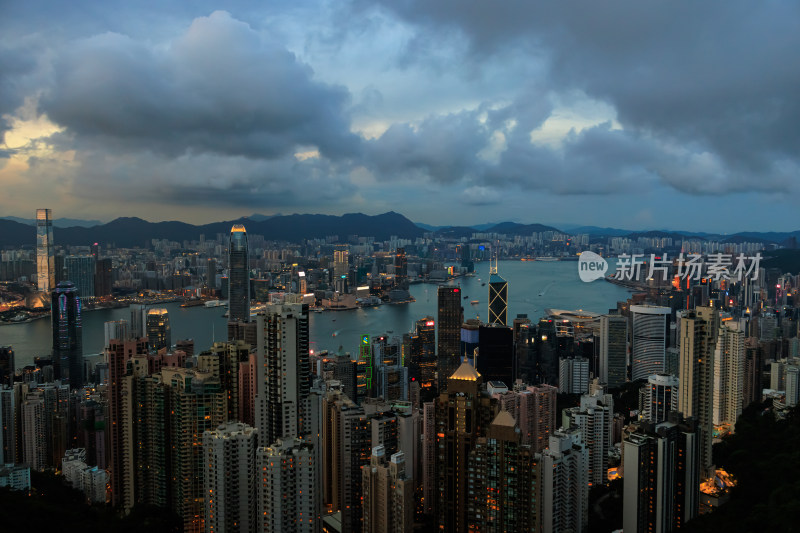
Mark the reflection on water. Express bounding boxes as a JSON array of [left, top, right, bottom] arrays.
[[5, 260, 632, 367]]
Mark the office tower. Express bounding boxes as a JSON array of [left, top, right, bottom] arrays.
[[36, 208, 55, 293], [467, 411, 541, 532], [254, 303, 311, 445], [434, 359, 494, 532], [410, 317, 436, 396], [394, 248, 408, 290], [129, 304, 147, 339], [513, 315, 534, 382], [623, 414, 700, 533], [334, 243, 349, 278], [204, 422, 258, 533], [103, 320, 129, 348], [600, 314, 627, 388], [437, 286, 463, 390], [563, 390, 614, 487], [322, 389, 371, 532], [107, 338, 148, 507], [258, 438, 321, 533], [0, 346, 14, 386], [558, 357, 589, 394], [630, 305, 671, 381], [0, 386, 16, 464], [146, 308, 171, 351], [770, 360, 785, 391], [361, 446, 413, 533], [536, 318, 559, 385], [52, 281, 83, 385], [541, 428, 589, 533], [94, 257, 113, 297], [713, 319, 746, 426], [678, 306, 718, 475], [64, 255, 96, 299], [643, 374, 679, 424], [228, 224, 250, 324], [207, 340, 250, 422], [329, 349, 358, 404], [488, 266, 508, 326], [476, 324, 514, 386]]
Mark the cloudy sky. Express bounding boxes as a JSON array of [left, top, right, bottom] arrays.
[[1, 1, 798, 232]]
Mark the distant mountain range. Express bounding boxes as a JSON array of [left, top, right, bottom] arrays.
[[0, 212, 797, 248], [0, 212, 424, 248]]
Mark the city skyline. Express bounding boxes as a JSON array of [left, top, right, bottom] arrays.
[[1, 2, 799, 232]]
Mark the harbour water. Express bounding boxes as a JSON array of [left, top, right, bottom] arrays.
[[1, 260, 632, 368]]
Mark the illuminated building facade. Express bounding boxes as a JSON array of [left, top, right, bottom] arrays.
[[36, 208, 55, 293], [51, 281, 83, 385], [228, 224, 250, 324], [146, 308, 171, 351]]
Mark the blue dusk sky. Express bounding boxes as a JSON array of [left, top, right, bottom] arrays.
[[0, 1, 798, 232]]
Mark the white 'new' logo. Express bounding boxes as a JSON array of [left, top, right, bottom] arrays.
[[578, 251, 608, 282]]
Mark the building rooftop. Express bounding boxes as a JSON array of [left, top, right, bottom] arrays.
[[450, 358, 481, 381]]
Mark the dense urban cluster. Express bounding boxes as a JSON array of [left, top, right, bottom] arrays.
[[1, 209, 799, 532]]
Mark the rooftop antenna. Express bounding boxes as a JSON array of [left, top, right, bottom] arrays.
[[490, 244, 498, 275]]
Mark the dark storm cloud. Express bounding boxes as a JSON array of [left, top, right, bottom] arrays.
[[0, 45, 37, 140], [365, 0, 800, 192], [40, 11, 360, 161]]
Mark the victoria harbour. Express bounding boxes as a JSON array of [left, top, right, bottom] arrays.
[[2, 260, 631, 368]]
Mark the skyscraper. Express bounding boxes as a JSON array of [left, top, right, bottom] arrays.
[[259, 438, 321, 533], [713, 319, 745, 426], [599, 314, 627, 388], [623, 414, 700, 533], [36, 208, 55, 293], [437, 286, 463, 390], [630, 305, 671, 381], [146, 308, 171, 351], [643, 373, 679, 424], [541, 428, 589, 533], [204, 422, 258, 533], [361, 446, 414, 533], [0, 346, 14, 387], [228, 224, 250, 323], [52, 281, 83, 385], [678, 306, 719, 475], [563, 389, 614, 487], [488, 265, 508, 326], [254, 303, 311, 445], [65, 255, 96, 299]]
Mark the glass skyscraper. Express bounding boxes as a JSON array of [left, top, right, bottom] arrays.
[[65, 255, 96, 299], [36, 208, 55, 293], [52, 281, 83, 386], [228, 225, 250, 323]]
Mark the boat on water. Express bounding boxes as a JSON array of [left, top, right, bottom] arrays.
[[204, 299, 223, 308], [470, 300, 479, 305], [536, 257, 559, 262]]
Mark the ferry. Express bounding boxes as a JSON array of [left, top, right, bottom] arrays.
[[204, 299, 224, 308], [470, 300, 479, 305]]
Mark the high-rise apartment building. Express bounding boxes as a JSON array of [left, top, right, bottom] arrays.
[[476, 324, 514, 386], [228, 225, 250, 324], [361, 446, 413, 533], [541, 428, 589, 533], [258, 438, 321, 533], [146, 308, 171, 351], [52, 281, 83, 385], [600, 314, 627, 387], [713, 319, 745, 425], [254, 303, 311, 445], [630, 305, 671, 381], [207, 340, 250, 422], [563, 389, 614, 487], [204, 422, 258, 533], [36, 208, 55, 293], [678, 306, 718, 475], [623, 414, 700, 533], [0, 346, 14, 387], [643, 373, 679, 424], [466, 411, 542, 532]]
